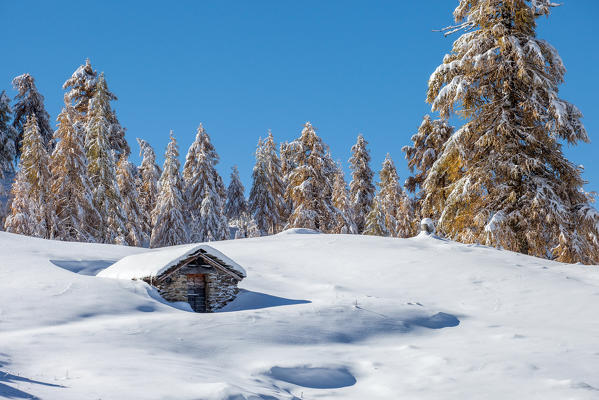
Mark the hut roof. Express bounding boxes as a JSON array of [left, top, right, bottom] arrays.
[[98, 244, 246, 280]]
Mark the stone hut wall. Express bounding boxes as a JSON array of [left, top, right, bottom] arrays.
[[205, 272, 239, 312], [144, 267, 240, 312], [155, 273, 188, 303]]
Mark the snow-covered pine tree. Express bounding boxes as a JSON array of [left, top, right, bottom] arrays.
[[0, 91, 18, 225], [63, 60, 130, 157], [150, 131, 189, 248], [86, 75, 127, 244], [279, 140, 298, 223], [348, 134, 375, 233], [116, 154, 144, 246], [12, 74, 53, 153], [136, 138, 161, 246], [4, 171, 34, 235], [5, 115, 54, 238], [225, 165, 248, 224], [377, 154, 415, 238], [50, 104, 100, 242], [363, 197, 389, 237], [63, 59, 106, 116], [0, 91, 17, 176], [403, 115, 454, 221], [330, 166, 357, 234], [182, 124, 228, 242], [426, 0, 599, 264], [285, 122, 337, 232], [248, 138, 271, 236], [248, 130, 285, 234]]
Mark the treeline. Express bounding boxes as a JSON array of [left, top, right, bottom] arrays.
[[1, 0, 598, 264], [0, 60, 416, 248]]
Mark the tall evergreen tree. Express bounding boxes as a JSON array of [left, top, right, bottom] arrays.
[[349, 134, 375, 233], [403, 115, 454, 220], [0, 91, 17, 175], [225, 165, 248, 222], [12, 74, 53, 153], [5, 115, 54, 238], [86, 75, 127, 244], [285, 122, 337, 232], [330, 167, 357, 234], [426, 0, 599, 263], [63, 59, 107, 116], [4, 171, 35, 236], [63, 60, 129, 157], [363, 197, 389, 237], [151, 131, 189, 248], [117, 154, 144, 246], [50, 105, 99, 242], [136, 138, 161, 246], [279, 141, 298, 223], [377, 154, 415, 238], [0, 91, 18, 226], [182, 124, 228, 242], [249, 131, 286, 235], [249, 138, 274, 236]]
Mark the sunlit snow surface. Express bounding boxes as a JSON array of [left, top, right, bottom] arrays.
[[0, 231, 598, 399]]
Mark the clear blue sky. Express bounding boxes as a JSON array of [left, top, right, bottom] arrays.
[[2, 0, 598, 193]]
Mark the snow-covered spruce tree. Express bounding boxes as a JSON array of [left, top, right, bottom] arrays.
[[182, 124, 228, 242], [50, 104, 100, 242], [285, 122, 337, 232], [330, 167, 357, 234], [5, 115, 54, 238], [279, 140, 298, 223], [263, 131, 286, 232], [377, 154, 415, 238], [403, 115, 454, 220], [116, 154, 144, 246], [0, 91, 17, 176], [63, 60, 130, 157], [426, 0, 598, 263], [0, 91, 18, 225], [63, 59, 104, 116], [12, 74, 53, 153], [363, 197, 389, 237], [150, 131, 189, 248], [225, 165, 248, 224], [86, 75, 127, 244], [4, 171, 34, 235], [248, 138, 271, 236], [349, 134, 375, 233], [249, 131, 286, 235], [136, 138, 161, 246]]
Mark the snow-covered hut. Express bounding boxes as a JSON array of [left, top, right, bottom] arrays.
[[98, 244, 246, 312]]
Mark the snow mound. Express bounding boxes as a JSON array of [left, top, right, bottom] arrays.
[[276, 228, 321, 235]]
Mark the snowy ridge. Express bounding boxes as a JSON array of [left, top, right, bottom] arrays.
[[98, 243, 246, 280]]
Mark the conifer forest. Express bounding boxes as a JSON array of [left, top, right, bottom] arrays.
[[1, 0, 597, 265]]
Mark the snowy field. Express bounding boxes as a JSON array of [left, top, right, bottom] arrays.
[[0, 230, 598, 399]]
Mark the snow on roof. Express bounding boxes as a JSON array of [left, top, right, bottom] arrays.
[[97, 244, 246, 280]]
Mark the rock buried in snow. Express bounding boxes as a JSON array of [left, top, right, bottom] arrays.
[[267, 366, 356, 389], [420, 218, 435, 234]]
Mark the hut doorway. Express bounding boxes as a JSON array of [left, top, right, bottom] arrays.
[[187, 274, 207, 312]]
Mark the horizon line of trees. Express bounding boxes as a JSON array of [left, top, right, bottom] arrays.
[[1, 0, 598, 264], [0, 60, 417, 249]]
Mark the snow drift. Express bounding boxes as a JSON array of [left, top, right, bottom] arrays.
[[0, 230, 598, 399]]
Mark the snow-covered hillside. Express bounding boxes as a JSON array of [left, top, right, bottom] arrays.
[[0, 230, 598, 399]]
